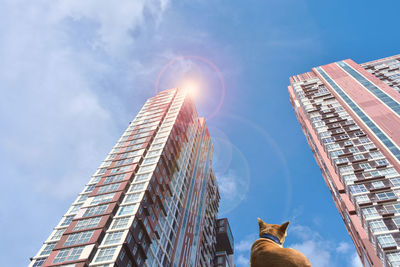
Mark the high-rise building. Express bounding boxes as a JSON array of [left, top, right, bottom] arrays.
[[214, 218, 234, 267], [289, 55, 400, 267], [29, 88, 231, 267]]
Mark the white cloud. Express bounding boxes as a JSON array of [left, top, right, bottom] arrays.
[[287, 225, 360, 267], [217, 170, 239, 200], [236, 254, 250, 267], [351, 252, 363, 267], [0, 0, 170, 199], [336, 241, 352, 254], [291, 240, 331, 267], [236, 233, 258, 253]]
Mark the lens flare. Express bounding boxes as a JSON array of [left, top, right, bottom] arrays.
[[154, 55, 225, 119], [181, 79, 200, 99]]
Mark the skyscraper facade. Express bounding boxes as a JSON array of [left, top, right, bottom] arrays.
[[29, 88, 225, 267], [289, 55, 400, 267]]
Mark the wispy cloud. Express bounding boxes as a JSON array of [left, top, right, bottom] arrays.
[[235, 234, 256, 267], [0, 0, 171, 265], [351, 252, 363, 267]]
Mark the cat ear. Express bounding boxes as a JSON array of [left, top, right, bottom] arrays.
[[257, 218, 265, 229], [280, 221, 290, 233]]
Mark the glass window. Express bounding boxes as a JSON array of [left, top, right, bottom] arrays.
[[118, 204, 136, 216], [354, 195, 369, 204], [74, 217, 101, 231], [390, 177, 400, 186], [377, 234, 396, 248], [371, 181, 385, 189], [124, 193, 141, 204], [52, 246, 84, 263], [129, 182, 146, 192], [51, 229, 65, 241], [349, 184, 367, 194], [40, 242, 57, 256], [91, 193, 115, 205], [32, 258, 46, 267], [384, 203, 400, 213], [97, 183, 121, 194], [70, 204, 82, 214], [387, 252, 400, 266], [135, 173, 150, 182], [112, 217, 130, 229], [359, 163, 372, 170], [60, 215, 75, 226], [95, 246, 117, 262], [64, 230, 94, 246], [376, 191, 396, 201], [83, 204, 108, 217], [104, 174, 125, 184], [104, 231, 124, 245], [362, 207, 379, 219], [369, 220, 388, 233]]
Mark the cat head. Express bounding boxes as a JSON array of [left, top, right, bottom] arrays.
[[257, 218, 290, 245]]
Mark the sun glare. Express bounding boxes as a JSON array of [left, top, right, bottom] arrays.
[[181, 80, 200, 99]]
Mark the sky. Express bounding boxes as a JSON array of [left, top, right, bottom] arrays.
[[1, 0, 400, 266]]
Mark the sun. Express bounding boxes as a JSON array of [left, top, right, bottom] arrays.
[[181, 80, 200, 99]]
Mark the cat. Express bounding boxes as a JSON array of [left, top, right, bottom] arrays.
[[250, 218, 312, 267]]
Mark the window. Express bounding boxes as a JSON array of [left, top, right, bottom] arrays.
[[391, 177, 400, 186], [74, 217, 101, 231], [387, 252, 400, 265], [369, 220, 388, 233], [377, 234, 396, 248], [97, 183, 121, 194], [112, 217, 130, 229], [339, 165, 353, 174], [135, 173, 150, 182], [384, 203, 400, 214], [77, 194, 89, 203], [104, 231, 124, 245], [376, 191, 396, 201], [104, 174, 125, 184], [51, 229, 65, 240], [91, 193, 115, 205], [84, 184, 96, 193], [95, 246, 117, 262], [40, 242, 56, 256], [53, 246, 84, 263], [334, 157, 348, 164], [376, 159, 388, 166], [110, 166, 131, 174], [354, 194, 369, 204], [349, 147, 359, 153], [129, 182, 146, 192], [371, 181, 385, 189], [83, 204, 108, 217], [64, 230, 94, 246], [393, 217, 400, 227], [60, 215, 75, 226], [359, 163, 372, 170], [342, 174, 357, 185], [143, 157, 158, 165], [124, 193, 141, 204], [353, 154, 364, 160], [138, 165, 155, 173], [32, 258, 46, 267], [370, 151, 384, 159], [118, 204, 136, 216], [362, 207, 379, 219], [70, 204, 82, 214]]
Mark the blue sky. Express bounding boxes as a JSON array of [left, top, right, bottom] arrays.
[[1, 0, 400, 266]]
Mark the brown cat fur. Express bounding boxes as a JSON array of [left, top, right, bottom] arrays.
[[250, 218, 312, 267]]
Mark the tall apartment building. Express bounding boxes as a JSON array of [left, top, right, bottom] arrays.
[[289, 55, 400, 267], [29, 88, 228, 267], [214, 218, 234, 267]]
